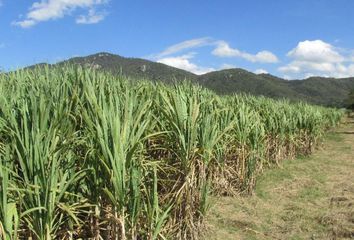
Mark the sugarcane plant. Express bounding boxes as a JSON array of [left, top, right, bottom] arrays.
[[0, 66, 343, 239]]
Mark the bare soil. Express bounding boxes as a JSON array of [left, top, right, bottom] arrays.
[[206, 119, 354, 240]]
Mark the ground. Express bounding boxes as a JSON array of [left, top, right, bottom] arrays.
[[206, 118, 354, 240]]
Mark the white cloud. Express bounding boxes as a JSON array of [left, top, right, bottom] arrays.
[[0, 43, 5, 49], [152, 38, 215, 74], [279, 40, 354, 79], [153, 37, 212, 59], [254, 69, 268, 74], [153, 38, 278, 64], [212, 41, 279, 63], [158, 53, 215, 75], [76, 9, 106, 24], [220, 63, 236, 70], [13, 0, 108, 28], [287, 40, 344, 63], [152, 38, 278, 75], [304, 73, 317, 79], [283, 75, 291, 80], [350, 52, 354, 62], [14, 20, 36, 28]]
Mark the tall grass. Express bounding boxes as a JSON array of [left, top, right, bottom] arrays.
[[0, 66, 343, 239]]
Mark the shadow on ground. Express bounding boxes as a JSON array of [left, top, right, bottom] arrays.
[[335, 131, 354, 134]]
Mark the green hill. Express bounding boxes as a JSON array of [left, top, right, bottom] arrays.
[[288, 77, 354, 107], [62, 52, 198, 83], [198, 69, 354, 107], [198, 69, 299, 99]]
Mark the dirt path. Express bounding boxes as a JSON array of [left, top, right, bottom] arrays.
[[206, 119, 354, 240]]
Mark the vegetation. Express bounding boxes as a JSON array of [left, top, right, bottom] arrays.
[[32, 52, 354, 108], [346, 88, 354, 110], [0, 66, 343, 239]]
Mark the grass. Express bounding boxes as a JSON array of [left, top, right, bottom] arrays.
[[206, 119, 354, 240]]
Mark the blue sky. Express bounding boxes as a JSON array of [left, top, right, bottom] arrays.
[[1, 0, 354, 79]]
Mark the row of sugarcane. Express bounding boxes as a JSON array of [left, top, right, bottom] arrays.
[[0, 67, 343, 239]]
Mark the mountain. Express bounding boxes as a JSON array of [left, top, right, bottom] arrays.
[[199, 69, 354, 107], [288, 77, 354, 107], [24, 52, 197, 84], [62, 52, 198, 83], [198, 69, 298, 99], [27, 52, 354, 108]]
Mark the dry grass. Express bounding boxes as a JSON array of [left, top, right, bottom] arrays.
[[206, 119, 354, 240]]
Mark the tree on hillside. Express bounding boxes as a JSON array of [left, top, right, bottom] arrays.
[[346, 88, 354, 110]]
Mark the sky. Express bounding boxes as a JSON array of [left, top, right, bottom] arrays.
[[1, 0, 354, 79]]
